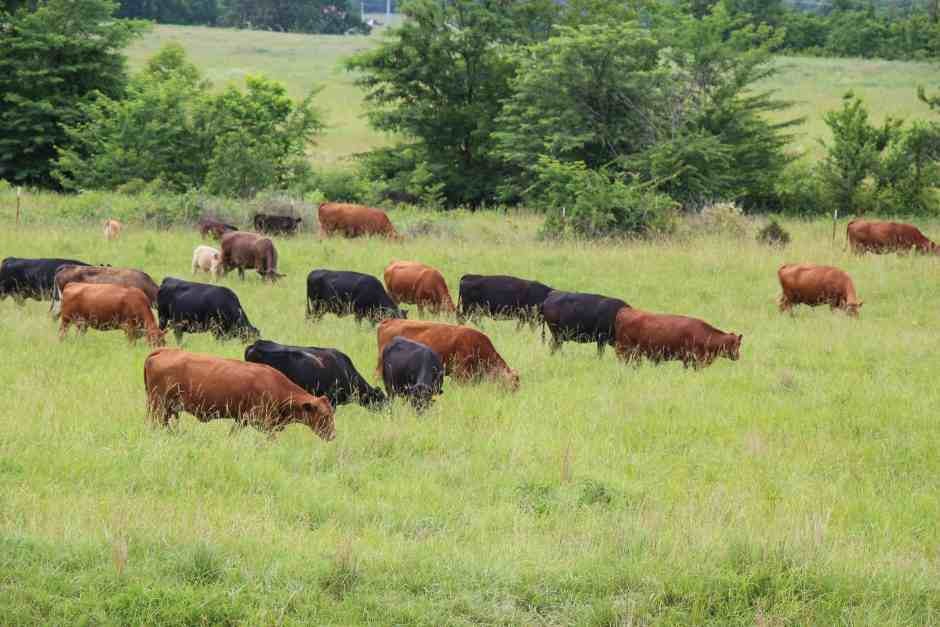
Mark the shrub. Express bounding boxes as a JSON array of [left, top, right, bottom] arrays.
[[533, 158, 676, 239], [757, 220, 791, 247], [697, 201, 750, 237], [776, 161, 826, 217], [308, 169, 373, 204]]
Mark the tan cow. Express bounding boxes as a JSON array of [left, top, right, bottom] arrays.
[[383, 260, 456, 314], [377, 319, 519, 390], [59, 283, 165, 346], [103, 219, 123, 240], [614, 308, 742, 368], [847, 219, 939, 255], [778, 263, 862, 317], [318, 202, 399, 239], [143, 348, 335, 440], [191, 245, 222, 279]]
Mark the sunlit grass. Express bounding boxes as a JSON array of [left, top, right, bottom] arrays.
[[2, 211, 940, 623]]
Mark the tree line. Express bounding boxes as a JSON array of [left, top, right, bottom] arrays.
[[114, 0, 368, 34], [3, 0, 940, 238]]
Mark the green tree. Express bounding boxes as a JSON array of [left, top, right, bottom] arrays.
[[0, 0, 146, 186], [497, 6, 798, 211], [54, 45, 323, 197], [818, 92, 900, 214], [347, 0, 559, 206]]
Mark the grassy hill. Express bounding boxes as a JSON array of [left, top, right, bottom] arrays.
[[126, 25, 940, 166], [3, 214, 940, 623]]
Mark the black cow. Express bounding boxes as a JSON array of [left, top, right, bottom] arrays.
[[540, 290, 629, 356], [157, 277, 259, 344], [381, 337, 444, 412], [253, 214, 302, 236], [0, 257, 90, 303], [306, 269, 407, 324], [457, 274, 554, 327], [244, 339, 385, 409]]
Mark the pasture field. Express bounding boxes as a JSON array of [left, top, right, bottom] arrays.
[[125, 25, 940, 165], [3, 210, 940, 624]]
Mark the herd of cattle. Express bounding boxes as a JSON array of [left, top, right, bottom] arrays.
[[1, 207, 936, 443]]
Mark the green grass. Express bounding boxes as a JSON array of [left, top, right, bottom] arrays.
[[125, 25, 940, 167], [3, 208, 940, 623]]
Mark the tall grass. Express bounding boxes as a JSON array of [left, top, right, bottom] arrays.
[[2, 211, 940, 623]]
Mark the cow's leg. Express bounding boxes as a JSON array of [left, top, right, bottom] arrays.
[[174, 328, 184, 345], [596, 340, 606, 357], [777, 294, 792, 314], [515, 317, 524, 332], [548, 330, 562, 354], [237, 267, 245, 280], [58, 318, 70, 341]]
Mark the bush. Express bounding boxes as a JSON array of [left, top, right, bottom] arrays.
[[757, 220, 791, 247], [308, 169, 373, 204], [776, 161, 826, 217], [697, 201, 751, 237], [533, 158, 676, 239]]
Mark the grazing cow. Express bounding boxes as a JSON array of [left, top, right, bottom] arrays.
[[144, 348, 335, 440], [384, 260, 456, 314], [157, 277, 259, 343], [457, 274, 554, 327], [379, 189, 420, 205], [0, 257, 89, 303], [253, 213, 302, 236], [245, 340, 386, 409], [777, 263, 863, 317], [197, 217, 239, 240], [307, 269, 407, 324], [381, 337, 444, 411], [318, 202, 399, 239], [103, 219, 123, 240], [540, 290, 629, 355], [52, 265, 159, 316], [220, 231, 283, 281], [614, 308, 742, 369], [191, 245, 222, 280], [847, 219, 939, 255], [377, 319, 519, 390], [59, 283, 165, 347]]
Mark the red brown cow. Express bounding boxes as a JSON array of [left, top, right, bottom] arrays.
[[59, 283, 165, 347], [143, 348, 335, 440], [376, 319, 519, 390], [220, 231, 283, 281], [847, 219, 939, 255], [383, 260, 456, 314], [614, 308, 741, 369], [777, 263, 862, 317], [197, 218, 239, 240], [318, 202, 399, 239], [53, 265, 159, 316]]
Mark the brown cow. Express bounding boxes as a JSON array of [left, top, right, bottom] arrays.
[[383, 260, 456, 314], [318, 202, 399, 239], [198, 218, 239, 240], [847, 219, 939, 255], [53, 265, 159, 317], [614, 308, 742, 369], [143, 348, 335, 440], [220, 231, 284, 281], [778, 263, 862, 317], [59, 283, 165, 347], [376, 319, 519, 390], [103, 219, 123, 240]]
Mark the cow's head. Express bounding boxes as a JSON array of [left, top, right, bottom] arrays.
[[147, 327, 167, 348], [296, 395, 335, 441], [502, 368, 520, 392], [845, 301, 863, 318], [360, 385, 387, 410], [724, 333, 743, 360], [294, 217, 302, 225], [239, 322, 261, 342]]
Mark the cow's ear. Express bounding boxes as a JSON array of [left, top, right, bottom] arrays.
[[301, 402, 314, 412]]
